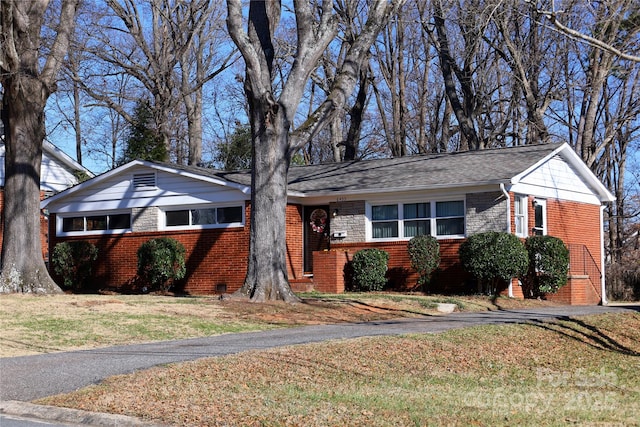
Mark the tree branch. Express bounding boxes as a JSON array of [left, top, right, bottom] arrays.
[[529, 0, 640, 63]]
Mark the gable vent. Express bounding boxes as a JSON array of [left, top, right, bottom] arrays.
[[132, 173, 157, 190]]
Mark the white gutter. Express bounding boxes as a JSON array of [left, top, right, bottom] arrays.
[[600, 205, 608, 305], [500, 183, 513, 298]]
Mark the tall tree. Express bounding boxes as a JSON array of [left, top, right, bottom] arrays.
[[227, 0, 404, 302], [0, 0, 79, 293], [77, 0, 235, 166], [118, 100, 167, 165]]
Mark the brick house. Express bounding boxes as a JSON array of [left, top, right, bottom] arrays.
[[41, 143, 614, 304], [0, 140, 93, 261]]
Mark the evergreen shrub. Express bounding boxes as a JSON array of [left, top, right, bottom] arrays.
[[459, 231, 528, 294], [51, 241, 98, 291], [524, 235, 570, 294], [137, 238, 186, 292], [351, 248, 389, 292], [407, 235, 440, 290]]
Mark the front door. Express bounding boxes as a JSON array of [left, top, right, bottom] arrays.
[[304, 206, 330, 273]]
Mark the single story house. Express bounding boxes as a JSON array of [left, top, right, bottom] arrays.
[[41, 142, 615, 304], [0, 140, 93, 260]]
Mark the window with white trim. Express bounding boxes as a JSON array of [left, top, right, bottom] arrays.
[[514, 195, 528, 237], [58, 212, 131, 235], [533, 198, 547, 235], [369, 200, 465, 240], [163, 205, 244, 229]]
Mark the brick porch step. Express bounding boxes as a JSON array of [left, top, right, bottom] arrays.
[[290, 277, 314, 293]]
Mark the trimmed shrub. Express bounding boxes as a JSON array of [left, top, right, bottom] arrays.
[[51, 241, 98, 291], [459, 231, 529, 294], [407, 235, 440, 290], [524, 235, 570, 295], [351, 248, 389, 292], [137, 238, 186, 292]]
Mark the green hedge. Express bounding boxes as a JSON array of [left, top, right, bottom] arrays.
[[459, 231, 529, 294], [524, 235, 570, 295], [351, 248, 389, 292], [137, 238, 186, 292], [51, 241, 98, 291], [407, 235, 440, 290]]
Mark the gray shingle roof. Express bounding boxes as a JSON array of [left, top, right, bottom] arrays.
[[154, 143, 562, 195], [209, 143, 562, 195]]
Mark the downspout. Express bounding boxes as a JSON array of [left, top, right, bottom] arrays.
[[500, 183, 513, 298], [600, 204, 608, 305]]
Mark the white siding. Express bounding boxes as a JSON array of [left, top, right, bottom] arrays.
[[46, 165, 249, 213], [0, 146, 80, 193], [511, 155, 601, 205], [40, 154, 81, 193]]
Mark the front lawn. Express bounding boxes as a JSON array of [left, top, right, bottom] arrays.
[[37, 311, 640, 426]]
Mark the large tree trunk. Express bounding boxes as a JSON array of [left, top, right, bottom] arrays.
[[235, 92, 299, 303], [0, 0, 77, 293], [227, 0, 404, 302], [0, 78, 62, 293]]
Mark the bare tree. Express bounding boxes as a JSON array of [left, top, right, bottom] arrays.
[[227, 0, 405, 302], [0, 0, 79, 293], [70, 0, 233, 167], [529, 0, 640, 63]]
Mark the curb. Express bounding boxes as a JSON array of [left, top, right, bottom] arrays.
[[0, 401, 168, 426]]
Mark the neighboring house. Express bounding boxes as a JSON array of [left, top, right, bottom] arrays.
[[41, 143, 615, 304], [0, 140, 94, 261]]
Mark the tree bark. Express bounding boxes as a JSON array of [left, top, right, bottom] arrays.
[[432, 4, 480, 150], [237, 91, 299, 302], [0, 0, 78, 293], [0, 78, 61, 293], [227, 0, 404, 301]]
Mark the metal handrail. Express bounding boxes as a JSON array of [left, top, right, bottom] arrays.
[[568, 244, 601, 281]]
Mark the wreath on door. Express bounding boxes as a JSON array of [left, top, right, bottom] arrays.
[[309, 209, 328, 234]]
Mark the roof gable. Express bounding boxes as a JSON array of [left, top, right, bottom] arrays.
[[42, 161, 251, 211]]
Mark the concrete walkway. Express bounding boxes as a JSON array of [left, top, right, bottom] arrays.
[[1, 304, 638, 426]]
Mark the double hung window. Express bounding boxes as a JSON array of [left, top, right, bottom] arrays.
[[514, 195, 528, 237], [370, 200, 465, 240]]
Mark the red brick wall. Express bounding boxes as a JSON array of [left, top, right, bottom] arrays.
[[44, 192, 604, 304], [329, 239, 471, 293], [48, 203, 306, 295], [509, 194, 603, 304], [327, 196, 604, 302], [285, 204, 304, 280], [545, 199, 603, 304]]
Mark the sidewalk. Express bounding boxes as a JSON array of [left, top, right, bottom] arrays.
[[1, 304, 637, 426]]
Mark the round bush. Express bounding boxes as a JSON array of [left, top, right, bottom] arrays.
[[51, 241, 98, 291], [525, 235, 569, 294], [137, 238, 186, 292], [459, 231, 528, 293], [351, 248, 389, 292], [407, 235, 440, 289]]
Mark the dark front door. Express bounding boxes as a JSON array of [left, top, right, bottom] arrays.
[[304, 205, 330, 273]]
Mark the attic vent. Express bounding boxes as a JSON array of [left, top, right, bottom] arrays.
[[132, 173, 156, 190]]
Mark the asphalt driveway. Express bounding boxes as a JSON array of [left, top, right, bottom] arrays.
[[2, 304, 637, 403]]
